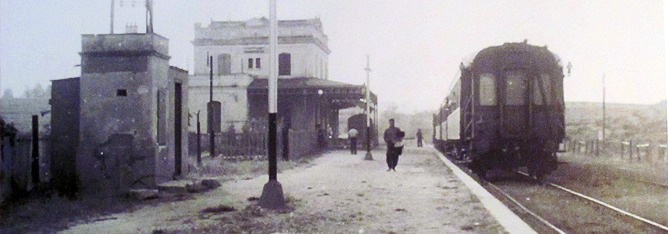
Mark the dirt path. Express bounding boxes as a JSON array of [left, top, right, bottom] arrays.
[[64, 146, 504, 233]]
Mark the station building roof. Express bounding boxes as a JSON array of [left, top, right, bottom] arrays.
[[247, 77, 377, 109]]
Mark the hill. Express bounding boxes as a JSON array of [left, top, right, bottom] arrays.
[[375, 100, 667, 145], [566, 101, 667, 144]]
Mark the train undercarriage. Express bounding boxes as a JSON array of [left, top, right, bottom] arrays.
[[436, 139, 559, 182]]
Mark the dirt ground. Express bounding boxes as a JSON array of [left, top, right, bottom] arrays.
[[29, 146, 505, 233]]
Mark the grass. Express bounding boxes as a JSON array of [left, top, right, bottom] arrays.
[[192, 154, 318, 180]]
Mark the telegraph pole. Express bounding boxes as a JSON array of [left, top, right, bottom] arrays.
[[110, 0, 115, 34], [602, 73, 606, 141], [209, 55, 215, 158], [259, 0, 285, 209], [196, 111, 201, 166], [364, 55, 373, 160]]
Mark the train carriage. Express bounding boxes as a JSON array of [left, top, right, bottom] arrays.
[[434, 41, 565, 181]]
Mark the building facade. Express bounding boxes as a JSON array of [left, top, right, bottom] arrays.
[[189, 18, 331, 132], [50, 33, 189, 196]]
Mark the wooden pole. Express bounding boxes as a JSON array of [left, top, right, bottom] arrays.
[[209, 56, 215, 157], [196, 111, 201, 166], [31, 115, 39, 185]]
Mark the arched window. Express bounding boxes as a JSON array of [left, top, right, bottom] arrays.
[[218, 54, 231, 75], [279, 53, 291, 76]]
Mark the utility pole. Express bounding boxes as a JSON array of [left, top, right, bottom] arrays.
[[31, 115, 39, 185], [602, 73, 606, 141], [364, 55, 373, 160], [110, 0, 115, 34], [259, 0, 285, 209], [196, 111, 201, 166], [209, 55, 215, 158]]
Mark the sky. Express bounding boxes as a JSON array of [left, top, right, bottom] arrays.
[[0, 0, 666, 113]]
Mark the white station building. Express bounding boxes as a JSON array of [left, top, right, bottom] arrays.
[[189, 17, 331, 132]]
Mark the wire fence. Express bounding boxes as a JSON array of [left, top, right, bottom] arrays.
[[564, 138, 668, 163]]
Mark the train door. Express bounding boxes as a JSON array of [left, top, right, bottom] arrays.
[[501, 69, 529, 139]]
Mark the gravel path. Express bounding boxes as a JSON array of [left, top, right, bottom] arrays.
[[64, 146, 505, 233]]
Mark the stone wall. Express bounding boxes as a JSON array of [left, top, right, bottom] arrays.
[[77, 33, 186, 195]]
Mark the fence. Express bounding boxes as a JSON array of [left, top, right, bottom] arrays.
[[1, 133, 51, 202], [564, 138, 667, 162], [188, 128, 321, 161]]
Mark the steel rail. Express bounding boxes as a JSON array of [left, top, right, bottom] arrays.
[[487, 183, 567, 234], [517, 171, 668, 232]]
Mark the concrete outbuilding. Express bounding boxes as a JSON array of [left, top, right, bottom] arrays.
[[50, 33, 189, 196]]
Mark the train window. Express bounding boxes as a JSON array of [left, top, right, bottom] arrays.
[[533, 74, 552, 105], [504, 70, 528, 105], [479, 73, 496, 106], [556, 77, 564, 105]]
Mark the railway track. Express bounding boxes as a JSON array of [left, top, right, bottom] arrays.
[[487, 171, 668, 233], [436, 146, 668, 233], [486, 182, 566, 234]]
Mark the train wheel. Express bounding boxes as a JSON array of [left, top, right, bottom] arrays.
[[470, 158, 488, 183], [532, 152, 553, 185]]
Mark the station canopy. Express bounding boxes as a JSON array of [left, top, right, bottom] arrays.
[[248, 77, 377, 110]]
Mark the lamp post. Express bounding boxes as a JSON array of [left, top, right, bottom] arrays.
[[259, 0, 285, 209], [364, 55, 373, 160], [317, 89, 324, 149], [317, 89, 323, 126]]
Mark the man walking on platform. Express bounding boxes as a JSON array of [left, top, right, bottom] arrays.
[[348, 128, 358, 155], [416, 128, 423, 147], [383, 119, 401, 171]]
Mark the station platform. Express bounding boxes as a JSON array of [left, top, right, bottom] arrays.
[[63, 144, 535, 233], [227, 144, 536, 233]]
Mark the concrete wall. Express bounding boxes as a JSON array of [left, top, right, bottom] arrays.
[[167, 67, 189, 177], [248, 93, 320, 159], [77, 33, 186, 195]]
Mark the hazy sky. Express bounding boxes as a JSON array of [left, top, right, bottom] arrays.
[[0, 0, 665, 113]]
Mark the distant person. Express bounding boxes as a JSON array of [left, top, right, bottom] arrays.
[[383, 119, 402, 171], [348, 128, 359, 155], [416, 129, 423, 147], [316, 124, 326, 149]]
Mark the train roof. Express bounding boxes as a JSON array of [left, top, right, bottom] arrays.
[[471, 41, 563, 67]]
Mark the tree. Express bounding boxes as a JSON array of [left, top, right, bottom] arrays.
[[21, 83, 49, 99], [2, 89, 14, 99]]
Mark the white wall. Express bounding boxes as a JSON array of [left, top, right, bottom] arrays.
[[187, 74, 253, 133], [193, 42, 328, 79]]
